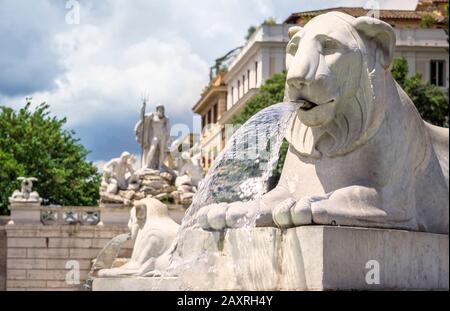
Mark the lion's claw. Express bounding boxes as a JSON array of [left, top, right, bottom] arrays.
[[291, 197, 313, 225], [272, 198, 297, 228], [273, 197, 316, 228]]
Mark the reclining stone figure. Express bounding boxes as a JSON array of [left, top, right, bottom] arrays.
[[98, 197, 179, 276], [101, 151, 139, 195]]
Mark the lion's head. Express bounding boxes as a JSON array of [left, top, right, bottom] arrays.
[[284, 12, 396, 158]]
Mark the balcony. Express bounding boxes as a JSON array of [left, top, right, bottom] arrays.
[[394, 28, 448, 48], [227, 24, 292, 72], [221, 88, 260, 125]]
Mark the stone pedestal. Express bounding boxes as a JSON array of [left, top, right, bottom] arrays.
[[92, 226, 449, 291], [8, 202, 42, 225]]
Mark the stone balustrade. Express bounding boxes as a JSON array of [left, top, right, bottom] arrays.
[[40, 206, 100, 226]]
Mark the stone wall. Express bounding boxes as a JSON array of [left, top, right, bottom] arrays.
[[0, 216, 9, 291], [1, 200, 187, 291], [5, 224, 131, 291]]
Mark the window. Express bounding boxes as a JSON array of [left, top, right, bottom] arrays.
[[430, 60, 445, 87], [237, 80, 241, 99], [247, 69, 250, 90], [269, 56, 276, 76], [213, 103, 218, 123], [231, 86, 234, 105], [255, 61, 259, 86], [208, 109, 212, 125], [221, 128, 226, 146]]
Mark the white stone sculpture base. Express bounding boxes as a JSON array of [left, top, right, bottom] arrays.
[[92, 226, 449, 291], [8, 202, 42, 225]]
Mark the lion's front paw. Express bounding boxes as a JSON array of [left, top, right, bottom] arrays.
[[272, 198, 297, 228], [197, 203, 228, 230], [273, 197, 316, 228], [197, 201, 260, 230]]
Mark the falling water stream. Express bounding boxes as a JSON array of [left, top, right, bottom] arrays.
[[164, 102, 299, 289], [181, 102, 298, 229]]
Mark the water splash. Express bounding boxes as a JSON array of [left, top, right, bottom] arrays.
[[168, 102, 298, 282]]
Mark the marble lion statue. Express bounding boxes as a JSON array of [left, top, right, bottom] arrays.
[[98, 197, 179, 276], [199, 12, 449, 234], [10, 177, 41, 202]]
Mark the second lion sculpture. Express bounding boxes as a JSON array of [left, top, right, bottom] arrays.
[[199, 12, 449, 234]]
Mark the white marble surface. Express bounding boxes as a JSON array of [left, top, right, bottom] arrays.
[[93, 226, 449, 291], [101, 151, 138, 195]]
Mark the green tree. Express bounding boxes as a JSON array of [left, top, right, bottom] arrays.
[[420, 13, 437, 28], [232, 71, 286, 126], [391, 57, 408, 86], [391, 57, 449, 127], [245, 26, 257, 41], [264, 17, 277, 25], [0, 101, 100, 214]]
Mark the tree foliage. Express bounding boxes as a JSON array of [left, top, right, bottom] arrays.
[[232, 71, 287, 126], [0, 101, 100, 214], [420, 13, 437, 28], [245, 26, 257, 41], [391, 57, 449, 127]]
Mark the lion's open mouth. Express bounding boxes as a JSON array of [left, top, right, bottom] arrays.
[[297, 99, 318, 111], [294, 98, 335, 111]]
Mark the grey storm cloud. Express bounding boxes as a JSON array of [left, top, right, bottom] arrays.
[[0, 0, 68, 96]]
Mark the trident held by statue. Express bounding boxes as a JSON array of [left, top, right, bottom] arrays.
[[140, 92, 149, 168]]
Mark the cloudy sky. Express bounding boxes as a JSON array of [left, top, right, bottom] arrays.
[[0, 0, 417, 168]]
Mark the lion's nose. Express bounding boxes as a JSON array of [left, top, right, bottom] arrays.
[[287, 60, 317, 89], [287, 77, 309, 90], [287, 43, 319, 88]]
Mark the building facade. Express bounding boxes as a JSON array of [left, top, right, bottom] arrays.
[[191, 73, 227, 172], [221, 23, 292, 125]]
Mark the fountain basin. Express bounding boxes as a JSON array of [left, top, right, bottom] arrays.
[[92, 226, 448, 291]]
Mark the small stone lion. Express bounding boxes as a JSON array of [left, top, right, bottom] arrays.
[[10, 177, 40, 202], [199, 12, 449, 234], [98, 197, 179, 276]]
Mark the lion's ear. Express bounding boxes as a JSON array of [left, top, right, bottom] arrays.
[[352, 17, 396, 70], [288, 26, 302, 40]]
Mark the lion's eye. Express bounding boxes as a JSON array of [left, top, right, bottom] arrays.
[[322, 39, 338, 54], [287, 42, 298, 56]]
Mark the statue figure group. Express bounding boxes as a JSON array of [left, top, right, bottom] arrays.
[[101, 104, 203, 200], [102, 152, 139, 194]]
